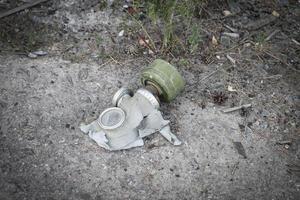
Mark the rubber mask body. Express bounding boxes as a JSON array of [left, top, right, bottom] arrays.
[[80, 89, 181, 151]]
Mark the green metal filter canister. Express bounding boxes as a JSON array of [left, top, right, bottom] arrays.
[[141, 59, 185, 102]]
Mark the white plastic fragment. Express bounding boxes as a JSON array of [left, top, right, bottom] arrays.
[[272, 10, 280, 17], [28, 50, 48, 58], [32, 50, 48, 56], [118, 30, 124, 37], [227, 85, 237, 92]]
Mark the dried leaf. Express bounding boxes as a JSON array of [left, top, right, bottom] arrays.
[[212, 36, 218, 46], [138, 36, 149, 47], [127, 6, 138, 15], [272, 10, 279, 17]]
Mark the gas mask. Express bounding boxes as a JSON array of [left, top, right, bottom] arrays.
[[80, 59, 185, 151]]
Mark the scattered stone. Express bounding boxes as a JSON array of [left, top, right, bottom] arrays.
[[148, 49, 154, 54], [223, 10, 232, 16], [220, 35, 231, 48], [239, 107, 250, 117], [78, 68, 89, 80], [233, 141, 247, 159], [245, 126, 253, 135], [227, 85, 237, 92], [272, 10, 280, 17], [244, 43, 251, 47], [66, 74, 73, 86]]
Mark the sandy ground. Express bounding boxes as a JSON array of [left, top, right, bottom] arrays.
[[0, 0, 299, 199]]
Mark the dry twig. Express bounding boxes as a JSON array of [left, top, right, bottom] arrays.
[[222, 104, 252, 113], [0, 0, 48, 19]]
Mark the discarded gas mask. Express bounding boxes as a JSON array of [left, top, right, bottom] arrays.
[[80, 59, 185, 151]]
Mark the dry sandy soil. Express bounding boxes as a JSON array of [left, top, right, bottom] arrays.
[[0, 0, 299, 199]]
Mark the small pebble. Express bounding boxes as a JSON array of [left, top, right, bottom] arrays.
[[223, 10, 232, 16], [118, 30, 124, 37], [28, 52, 37, 58]]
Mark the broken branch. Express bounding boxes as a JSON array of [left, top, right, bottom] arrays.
[[222, 104, 252, 113], [0, 0, 48, 19]]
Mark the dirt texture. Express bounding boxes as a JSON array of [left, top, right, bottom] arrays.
[[0, 0, 299, 199]]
